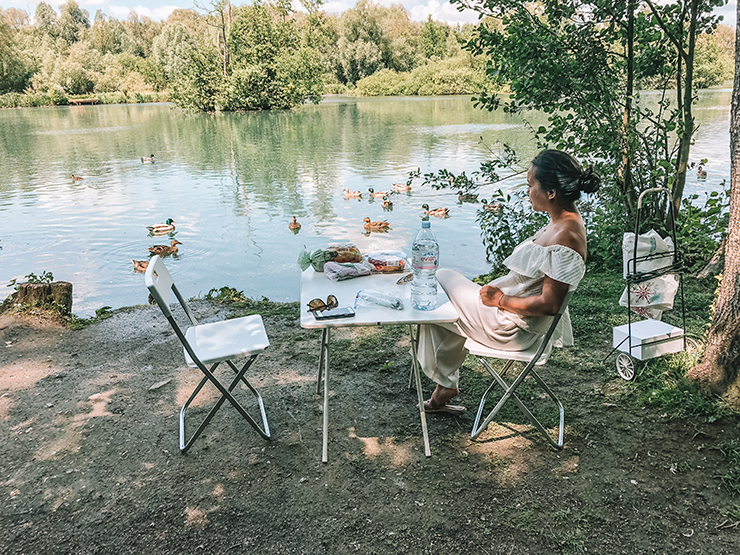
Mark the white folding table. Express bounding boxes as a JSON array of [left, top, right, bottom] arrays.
[[300, 267, 459, 462]]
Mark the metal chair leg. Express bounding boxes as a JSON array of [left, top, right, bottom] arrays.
[[471, 357, 564, 450], [180, 355, 271, 454]]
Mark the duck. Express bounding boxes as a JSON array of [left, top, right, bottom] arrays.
[[363, 217, 392, 230], [480, 199, 501, 212], [697, 165, 707, 179], [367, 188, 389, 198], [458, 191, 478, 202], [421, 203, 449, 217], [146, 218, 176, 234], [71, 174, 83, 181], [288, 216, 301, 232], [148, 239, 182, 256], [343, 188, 362, 198], [392, 183, 412, 192], [382, 196, 393, 209], [141, 154, 155, 163], [131, 259, 150, 273]]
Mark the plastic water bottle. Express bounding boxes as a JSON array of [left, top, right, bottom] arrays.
[[411, 220, 439, 310]]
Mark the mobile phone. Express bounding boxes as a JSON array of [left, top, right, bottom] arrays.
[[312, 307, 356, 320]]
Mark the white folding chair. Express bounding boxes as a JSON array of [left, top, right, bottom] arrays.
[[145, 255, 271, 453], [465, 291, 574, 450]]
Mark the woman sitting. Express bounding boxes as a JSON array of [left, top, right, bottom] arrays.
[[419, 149, 601, 413]]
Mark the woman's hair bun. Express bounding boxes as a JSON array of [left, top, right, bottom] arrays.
[[578, 166, 601, 194]]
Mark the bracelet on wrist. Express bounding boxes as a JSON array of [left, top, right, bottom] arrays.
[[497, 294, 505, 309]]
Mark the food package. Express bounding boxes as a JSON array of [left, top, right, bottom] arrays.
[[354, 289, 404, 310], [365, 250, 407, 273], [324, 261, 373, 281], [298, 243, 363, 272]]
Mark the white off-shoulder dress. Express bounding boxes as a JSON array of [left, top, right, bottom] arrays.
[[417, 231, 586, 390]]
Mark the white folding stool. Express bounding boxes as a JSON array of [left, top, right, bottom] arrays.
[[145, 255, 271, 453], [465, 291, 573, 450]]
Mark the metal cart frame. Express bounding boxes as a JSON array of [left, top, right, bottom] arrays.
[[603, 187, 696, 380]]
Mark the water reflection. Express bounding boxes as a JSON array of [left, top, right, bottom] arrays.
[[0, 93, 729, 316]]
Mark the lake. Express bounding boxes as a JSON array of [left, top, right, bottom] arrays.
[[0, 93, 730, 317]]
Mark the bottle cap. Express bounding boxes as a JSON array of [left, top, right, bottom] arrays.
[[421, 221, 431, 228]]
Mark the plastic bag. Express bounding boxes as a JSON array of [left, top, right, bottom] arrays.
[[354, 289, 404, 310], [324, 261, 373, 281], [619, 274, 679, 320], [298, 243, 363, 272], [622, 230, 674, 279], [365, 250, 407, 273]]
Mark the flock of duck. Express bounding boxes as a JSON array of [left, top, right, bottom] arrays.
[[288, 182, 468, 236], [131, 217, 180, 272]]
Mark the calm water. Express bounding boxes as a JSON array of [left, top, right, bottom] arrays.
[[0, 93, 730, 317]]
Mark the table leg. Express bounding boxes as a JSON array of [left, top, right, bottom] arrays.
[[320, 327, 330, 463], [409, 325, 432, 457], [317, 327, 326, 396]]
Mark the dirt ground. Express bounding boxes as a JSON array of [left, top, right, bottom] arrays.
[[1, 301, 739, 555]]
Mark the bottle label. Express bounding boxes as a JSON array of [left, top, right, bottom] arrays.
[[413, 252, 438, 270]]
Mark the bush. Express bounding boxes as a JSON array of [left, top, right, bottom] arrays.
[[354, 69, 407, 96]]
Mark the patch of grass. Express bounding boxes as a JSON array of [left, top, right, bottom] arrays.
[[625, 348, 734, 421], [713, 440, 740, 496], [66, 306, 115, 330], [198, 286, 300, 320], [329, 325, 408, 375]]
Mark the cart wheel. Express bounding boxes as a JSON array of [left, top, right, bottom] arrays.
[[616, 353, 636, 381], [684, 337, 700, 353]]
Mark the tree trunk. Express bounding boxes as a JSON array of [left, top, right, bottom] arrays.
[[0, 281, 73, 316], [619, 1, 637, 218], [688, 2, 740, 407], [672, 0, 699, 214]]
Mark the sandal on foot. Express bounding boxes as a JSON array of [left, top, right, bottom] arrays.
[[422, 400, 466, 415]]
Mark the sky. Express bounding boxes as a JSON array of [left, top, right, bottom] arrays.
[[1, 0, 482, 24], [0, 0, 735, 27], [2, 0, 730, 27]]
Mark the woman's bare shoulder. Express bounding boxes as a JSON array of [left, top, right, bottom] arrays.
[[550, 219, 587, 259]]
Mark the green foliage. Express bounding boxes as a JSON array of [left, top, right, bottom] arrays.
[[7, 270, 54, 290], [353, 68, 406, 96], [676, 185, 731, 271], [418, 15, 449, 60], [694, 26, 735, 88]]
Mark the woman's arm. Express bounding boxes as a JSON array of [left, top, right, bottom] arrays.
[[480, 276, 569, 316]]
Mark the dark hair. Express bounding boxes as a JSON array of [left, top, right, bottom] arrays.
[[531, 149, 601, 202]]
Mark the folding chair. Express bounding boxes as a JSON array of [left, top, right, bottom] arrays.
[[465, 291, 574, 450], [145, 255, 271, 454]]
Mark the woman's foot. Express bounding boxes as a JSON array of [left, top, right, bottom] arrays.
[[423, 385, 466, 414]]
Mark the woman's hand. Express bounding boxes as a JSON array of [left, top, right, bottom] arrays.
[[479, 285, 503, 308]]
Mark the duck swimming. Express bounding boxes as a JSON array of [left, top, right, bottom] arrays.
[[148, 239, 182, 256], [131, 259, 150, 273], [288, 216, 301, 232], [421, 203, 449, 217], [697, 166, 707, 179], [392, 183, 411, 192], [367, 188, 389, 198], [344, 188, 362, 198], [382, 196, 393, 209], [141, 154, 155, 163], [71, 174, 83, 181], [480, 199, 501, 212], [147, 218, 176, 234], [458, 192, 478, 202], [363, 217, 392, 230]]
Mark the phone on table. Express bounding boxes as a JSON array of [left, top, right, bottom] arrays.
[[312, 307, 356, 320]]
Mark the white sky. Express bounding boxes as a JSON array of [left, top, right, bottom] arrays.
[[0, 0, 735, 27]]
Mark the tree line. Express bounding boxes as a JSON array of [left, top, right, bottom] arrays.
[[0, 0, 734, 111]]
